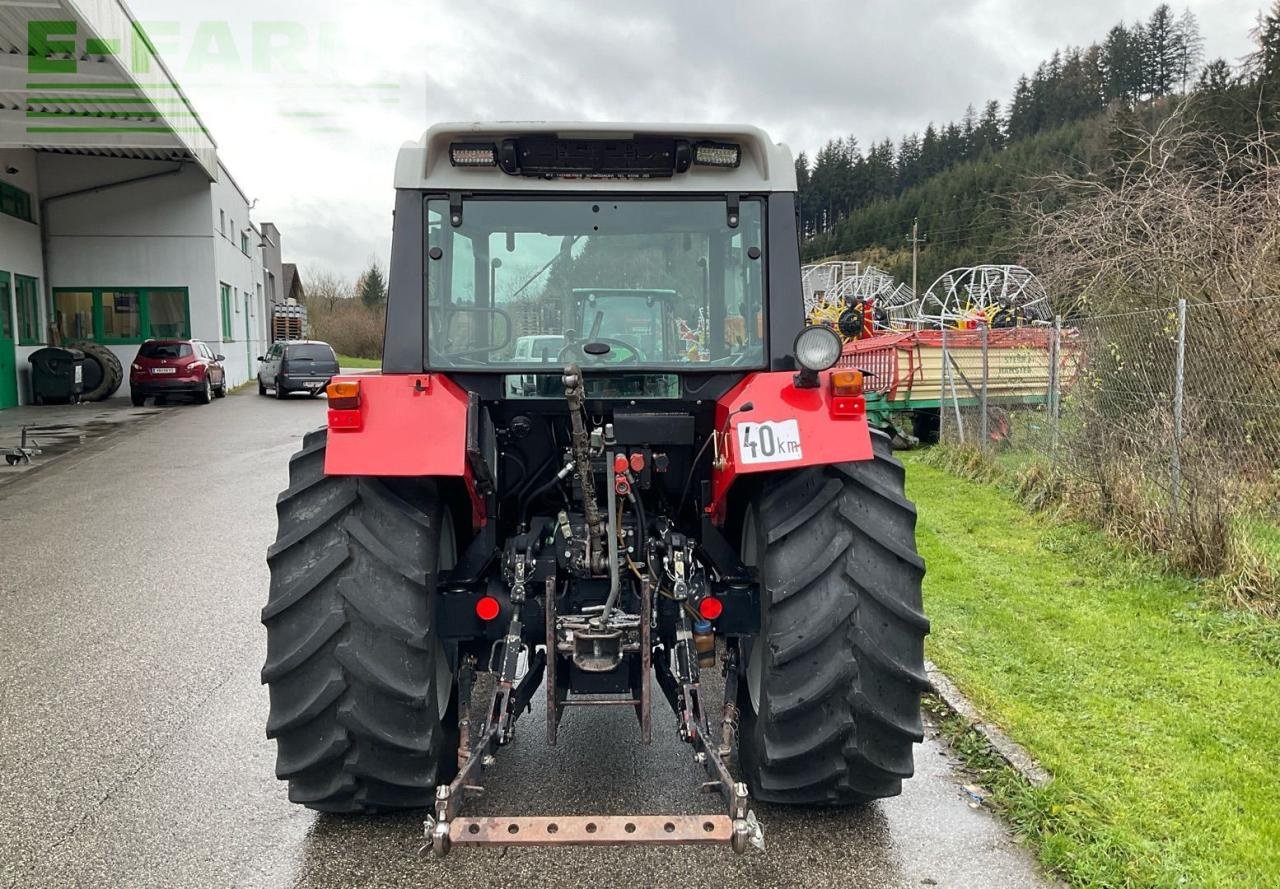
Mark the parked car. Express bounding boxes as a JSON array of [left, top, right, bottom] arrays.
[[129, 339, 226, 406], [257, 340, 340, 399], [506, 334, 566, 396]]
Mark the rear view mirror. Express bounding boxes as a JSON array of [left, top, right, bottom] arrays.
[[215, 354, 226, 362]]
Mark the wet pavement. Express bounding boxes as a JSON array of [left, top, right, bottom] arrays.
[[0, 398, 164, 489], [0, 392, 1054, 888]]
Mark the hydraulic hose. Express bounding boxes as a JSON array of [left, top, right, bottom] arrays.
[[596, 450, 622, 628]]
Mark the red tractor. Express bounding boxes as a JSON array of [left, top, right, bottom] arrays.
[[261, 123, 928, 856]]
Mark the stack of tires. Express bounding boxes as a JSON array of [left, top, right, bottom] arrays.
[[67, 342, 124, 402]]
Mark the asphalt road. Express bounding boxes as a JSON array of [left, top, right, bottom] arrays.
[[0, 392, 1053, 888]]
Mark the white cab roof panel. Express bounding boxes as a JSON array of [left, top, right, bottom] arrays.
[[395, 122, 796, 192]]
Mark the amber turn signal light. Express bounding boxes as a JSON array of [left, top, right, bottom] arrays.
[[326, 380, 361, 411], [831, 370, 864, 397]]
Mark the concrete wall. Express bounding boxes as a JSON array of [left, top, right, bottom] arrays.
[[0, 152, 278, 406], [261, 222, 283, 307], [39, 155, 217, 397], [1, 149, 46, 401], [210, 164, 269, 388]]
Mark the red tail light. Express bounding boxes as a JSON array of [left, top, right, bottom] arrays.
[[327, 381, 364, 432], [475, 595, 501, 622], [697, 596, 723, 621]]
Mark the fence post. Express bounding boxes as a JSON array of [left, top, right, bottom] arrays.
[[1049, 316, 1062, 463], [939, 328, 949, 443], [980, 325, 990, 450], [1170, 298, 1187, 519]]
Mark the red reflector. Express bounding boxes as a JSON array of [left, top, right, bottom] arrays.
[[612, 453, 629, 473], [327, 408, 363, 432], [475, 595, 501, 621], [830, 395, 866, 420], [630, 452, 646, 472], [697, 596, 723, 621]]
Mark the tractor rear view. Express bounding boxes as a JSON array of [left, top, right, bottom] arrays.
[[261, 123, 929, 856]]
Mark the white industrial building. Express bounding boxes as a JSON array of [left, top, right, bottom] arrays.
[[0, 0, 285, 409]]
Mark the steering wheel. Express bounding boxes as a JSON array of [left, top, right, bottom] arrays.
[[558, 337, 645, 365]]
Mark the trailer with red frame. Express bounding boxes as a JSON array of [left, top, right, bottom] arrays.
[[261, 123, 929, 857]]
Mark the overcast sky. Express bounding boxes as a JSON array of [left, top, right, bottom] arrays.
[[127, 0, 1261, 282]]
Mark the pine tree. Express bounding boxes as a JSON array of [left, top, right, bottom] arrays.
[[920, 124, 945, 178], [1130, 20, 1150, 97], [897, 133, 922, 190], [1008, 75, 1036, 139], [1102, 25, 1135, 102], [794, 153, 812, 238], [1198, 58, 1233, 92], [961, 104, 979, 158], [358, 261, 387, 308], [1145, 5, 1179, 98], [975, 100, 1005, 154]]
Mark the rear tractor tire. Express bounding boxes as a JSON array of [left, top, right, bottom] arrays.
[[261, 428, 459, 812], [738, 430, 930, 805]]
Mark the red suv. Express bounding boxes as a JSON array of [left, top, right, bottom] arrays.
[[129, 339, 227, 406]]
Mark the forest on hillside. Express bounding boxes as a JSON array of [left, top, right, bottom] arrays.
[[800, 2, 1280, 290]]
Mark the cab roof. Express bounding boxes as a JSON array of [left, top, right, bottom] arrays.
[[394, 122, 797, 193]]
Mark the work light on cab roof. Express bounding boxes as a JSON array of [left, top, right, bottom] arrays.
[[448, 134, 742, 178]]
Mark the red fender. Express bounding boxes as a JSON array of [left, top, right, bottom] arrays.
[[323, 373, 485, 527], [708, 370, 873, 525]]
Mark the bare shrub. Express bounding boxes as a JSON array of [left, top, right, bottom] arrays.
[[1018, 112, 1280, 613], [302, 271, 385, 359]]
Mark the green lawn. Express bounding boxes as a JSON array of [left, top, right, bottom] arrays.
[[336, 354, 381, 368], [905, 455, 1280, 888]]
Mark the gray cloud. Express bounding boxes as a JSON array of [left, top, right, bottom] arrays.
[[130, 0, 1258, 282]]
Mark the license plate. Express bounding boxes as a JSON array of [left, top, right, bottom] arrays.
[[152, 367, 176, 374], [736, 419, 803, 465]]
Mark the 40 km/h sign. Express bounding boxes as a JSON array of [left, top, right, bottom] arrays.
[[736, 420, 803, 465]]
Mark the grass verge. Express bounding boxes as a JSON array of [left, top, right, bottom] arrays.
[[906, 454, 1280, 888], [337, 354, 381, 368]]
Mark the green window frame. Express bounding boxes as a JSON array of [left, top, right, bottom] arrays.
[[51, 287, 191, 344], [220, 283, 233, 340], [0, 180, 34, 223], [241, 232, 250, 254], [15, 275, 41, 345]]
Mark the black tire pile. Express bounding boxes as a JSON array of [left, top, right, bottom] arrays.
[[68, 341, 124, 402]]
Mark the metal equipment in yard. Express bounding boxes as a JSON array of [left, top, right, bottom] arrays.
[[2, 425, 42, 466], [800, 261, 1072, 445], [261, 123, 929, 857], [837, 325, 1077, 444]]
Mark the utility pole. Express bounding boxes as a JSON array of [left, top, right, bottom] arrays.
[[907, 218, 927, 295]]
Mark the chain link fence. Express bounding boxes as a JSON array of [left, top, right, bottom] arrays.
[[936, 295, 1280, 611]]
